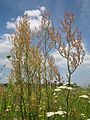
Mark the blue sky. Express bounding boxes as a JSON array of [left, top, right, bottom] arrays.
[[0, 0, 90, 86]]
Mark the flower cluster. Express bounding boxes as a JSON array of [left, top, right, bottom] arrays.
[[79, 95, 89, 99], [47, 110, 67, 117]]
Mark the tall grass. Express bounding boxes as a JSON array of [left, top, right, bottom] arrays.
[[0, 83, 90, 120]]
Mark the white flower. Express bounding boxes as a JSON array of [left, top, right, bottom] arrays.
[[79, 95, 89, 99], [57, 86, 67, 89], [59, 106, 62, 110], [66, 87, 73, 90], [80, 113, 85, 117], [54, 111, 67, 115], [62, 115, 65, 117], [55, 95, 58, 98], [87, 118, 90, 120], [47, 112, 54, 117], [54, 88, 61, 92], [47, 111, 67, 117], [5, 109, 9, 112], [53, 92, 56, 96], [57, 86, 73, 90]]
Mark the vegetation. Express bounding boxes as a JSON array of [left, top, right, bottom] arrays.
[[0, 10, 90, 120]]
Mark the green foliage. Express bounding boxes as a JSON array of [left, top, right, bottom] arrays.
[[0, 84, 90, 120]]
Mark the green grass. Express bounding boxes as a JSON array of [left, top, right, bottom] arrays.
[[0, 83, 90, 120]]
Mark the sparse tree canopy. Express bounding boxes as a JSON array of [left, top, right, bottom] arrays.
[[49, 12, 85, 85]]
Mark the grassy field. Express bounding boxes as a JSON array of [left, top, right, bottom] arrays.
[[0, 83, 90, 120]]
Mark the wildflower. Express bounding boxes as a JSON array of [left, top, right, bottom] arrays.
[[5, 109, 9, 112], [80, 113, 85, 117], [57, 86, 67, 89], [62, 115, 65, 117], [66, 87, 73, 90], [54, 95, 58, 98], [53, 92, 56, 96], [87, 118, 90, 120], [79, 95, 89, 99], [59, 106, 62, 110], [47, 111, 67, 117], [54, 111, 67, 115], [54, 88, 61, 92], [47, 112, 54, 117], [57, 86, 73, 90], [39, 107, 42, 110]]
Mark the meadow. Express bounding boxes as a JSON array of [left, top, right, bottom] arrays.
[[0, 83, 90, 120], [0, 11, 90, 120]]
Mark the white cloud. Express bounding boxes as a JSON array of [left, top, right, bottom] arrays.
[[6, 21, 16, 30], [6, 6, 46, 31], [1, 6, 46, 69], [50, 50, 90, 86], [24, 9, 41, 17], [82, 54, 90, 68], [0, 34, 11, 54], [6, 16, 22, 30], [50, 50, 66, 68], [51, 50, 90, 68], [0, 34, 12, 68], [40, 6, 45, 11], [0, 33, 10, 41]]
